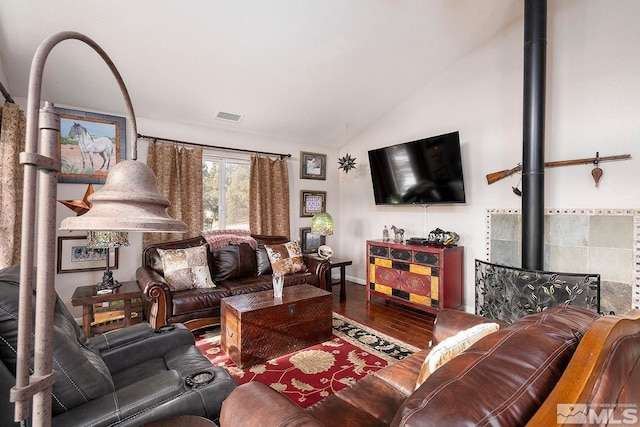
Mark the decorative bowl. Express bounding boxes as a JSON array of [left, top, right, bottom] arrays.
[[318, 245, 333, 260]]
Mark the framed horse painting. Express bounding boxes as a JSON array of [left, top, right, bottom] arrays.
[[56, 107, 127, 184]]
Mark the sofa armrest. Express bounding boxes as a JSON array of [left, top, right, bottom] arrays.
[[52, 371, 187, 427], [88, 322, 154, 352], [220, 382, 323, 427], [136, 266, 173, 329], [302, 255, 331, 291], [527, 310, 640, 426], [431, 309, 507, 345], [95, 323, 196, 374]]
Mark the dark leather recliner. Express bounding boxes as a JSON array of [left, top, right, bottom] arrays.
[[0, 265, 236, 426]]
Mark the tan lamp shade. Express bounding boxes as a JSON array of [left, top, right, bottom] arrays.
[[60, 160, 187, 232]]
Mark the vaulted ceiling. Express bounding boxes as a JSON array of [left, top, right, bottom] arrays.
[[0, 1, 521, 146]]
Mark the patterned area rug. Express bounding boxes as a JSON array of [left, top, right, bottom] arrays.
[[195, 313, 420, 408]]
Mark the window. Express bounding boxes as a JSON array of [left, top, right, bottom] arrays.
[[203, 154, 250, 231]]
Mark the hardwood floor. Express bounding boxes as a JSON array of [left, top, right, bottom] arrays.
[[330, 281, 434, 349]]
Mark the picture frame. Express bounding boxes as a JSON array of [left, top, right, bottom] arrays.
[[57, 236, 119, 274], [57, 107, 127, 184], [300, 227, 325, 254], [300, 151, 327, 180], [300, 190, 326, 217]]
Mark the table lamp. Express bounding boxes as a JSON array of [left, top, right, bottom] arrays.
[[86, 230, 130, 291], [311, 212, 334, 259], [12, 31, 187, 427]]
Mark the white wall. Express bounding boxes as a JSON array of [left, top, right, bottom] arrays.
[[337, 0, 640, 311]]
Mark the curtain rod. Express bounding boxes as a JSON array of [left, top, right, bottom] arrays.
[[137, 133, 292, 159], [0, 81, 15, 104]]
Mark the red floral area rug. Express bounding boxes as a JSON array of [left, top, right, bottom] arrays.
[[194, 313, 420, 408]]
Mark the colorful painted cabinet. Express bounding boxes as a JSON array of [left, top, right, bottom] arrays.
[[366, 240, 464, 314]]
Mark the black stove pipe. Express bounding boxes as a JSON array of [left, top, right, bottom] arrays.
[[522, 0, 547, 270]]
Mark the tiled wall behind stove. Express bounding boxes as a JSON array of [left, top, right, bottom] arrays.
[[486, 209, 638, 315]]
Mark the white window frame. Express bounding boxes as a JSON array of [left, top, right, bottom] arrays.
[[203, 151, 251, 231]]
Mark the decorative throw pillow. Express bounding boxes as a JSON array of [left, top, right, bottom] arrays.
[[265, 241, 308, 276], [255, 243, 274, 276], [157, 245, 215, 291], [415, 322, 499, 389]]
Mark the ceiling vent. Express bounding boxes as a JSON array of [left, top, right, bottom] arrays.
[[216, 111, 243, 122]]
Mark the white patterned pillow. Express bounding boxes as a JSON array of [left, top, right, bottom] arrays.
[[265, 241, 308, 276], [157, 245, 215, 291], [415, 322, 499, 389]]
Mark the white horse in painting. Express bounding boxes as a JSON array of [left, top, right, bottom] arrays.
[[68, 122, 114, 171]]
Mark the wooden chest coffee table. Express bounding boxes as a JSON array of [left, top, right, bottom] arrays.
[[221, 284, 333, 368]]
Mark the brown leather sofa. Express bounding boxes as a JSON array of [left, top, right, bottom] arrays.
[[220, 305, 640, 426], [136, 234, 330, 331]]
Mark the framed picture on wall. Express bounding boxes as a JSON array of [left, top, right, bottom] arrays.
[[57, 236, 119, 274], [300, 190, 326, 217], [57, 107, 127, 184], [300, 151, 326, 180], [300, 227, 325, 254]]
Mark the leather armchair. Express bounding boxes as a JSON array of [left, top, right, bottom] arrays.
[[0, 265, 236, 426]]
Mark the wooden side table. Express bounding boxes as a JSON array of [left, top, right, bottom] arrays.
[[71, 280, 142, 337], [324, 257, 353, 302]]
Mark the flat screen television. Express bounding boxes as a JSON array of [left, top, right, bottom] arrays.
[[368, 131, 466, 205]]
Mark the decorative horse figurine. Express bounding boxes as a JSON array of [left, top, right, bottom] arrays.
[[69, 122, 114, 171], [390, 225, 405, 242]]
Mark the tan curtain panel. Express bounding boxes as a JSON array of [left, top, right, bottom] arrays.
[[143, 142, 203, 249], [0, 102, 26, 268], [249, 155, 290, 239]]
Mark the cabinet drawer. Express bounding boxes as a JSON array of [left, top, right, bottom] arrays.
[[369, 245, 389, 258], [390, 248, 411, 261], [414, 251, 439, 266]]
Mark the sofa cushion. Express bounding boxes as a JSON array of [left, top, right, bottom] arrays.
[[256, 243, 274, 276], [265, 241, 308, 276], [144, 236, 207, 276], [374, 350, 428, 397], [171, 287, 231, 316], [308, 374, 407, 426], [158, 245, 215, 291], [210, 243, 258, 282], [415, 322, 499, 388], [254, 235, 289, 276], [393, 305, 599, 427], [431, 308, 508, 346]]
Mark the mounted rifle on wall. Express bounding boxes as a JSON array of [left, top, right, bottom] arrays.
[[486, 153, 631, 192]]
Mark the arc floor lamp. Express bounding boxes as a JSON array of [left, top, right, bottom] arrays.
[[10, 31, 186, 427]]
